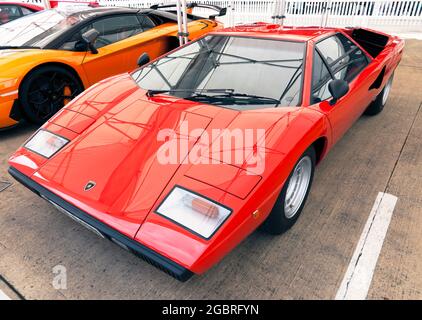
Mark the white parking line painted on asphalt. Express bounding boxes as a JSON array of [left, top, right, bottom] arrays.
[[0, 289, 11, 300], [335, 192, 398, 300]]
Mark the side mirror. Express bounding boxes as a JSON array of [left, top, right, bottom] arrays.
[[137, 53, 150, 67], [81, 29, 99, 54], [74, 40, 87, 52], [328, 79, 349, 105]]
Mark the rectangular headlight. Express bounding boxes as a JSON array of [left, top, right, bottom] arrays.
[[156, 187, 232, 239], [25, 130, 69, 158]]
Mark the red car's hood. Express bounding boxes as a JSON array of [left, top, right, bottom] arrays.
[[13, 74, 302, 240]]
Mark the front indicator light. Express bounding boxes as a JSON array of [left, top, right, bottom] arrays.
[[183, 194, 219, 218], [0, 78, 18, 91], [25, 130, 69, 158], [156, 187, 232, 239]]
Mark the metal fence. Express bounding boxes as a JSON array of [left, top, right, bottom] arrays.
[[20, 0, 422, 32]]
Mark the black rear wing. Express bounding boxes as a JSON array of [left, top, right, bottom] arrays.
[[150, 2, 227, 20]]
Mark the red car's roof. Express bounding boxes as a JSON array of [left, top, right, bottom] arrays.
[[214, 23, 341, 42]]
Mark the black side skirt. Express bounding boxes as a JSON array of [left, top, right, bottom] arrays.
[[8, 166, 193, 282]]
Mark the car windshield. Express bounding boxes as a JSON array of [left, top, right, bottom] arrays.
[[0, 9, 85, 48], [132, 35, 305, 110]]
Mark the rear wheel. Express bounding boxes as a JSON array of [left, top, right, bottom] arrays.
[[20, 66, 83, 124], [262, 146, 316, 235], [364, 74, 394, 116]]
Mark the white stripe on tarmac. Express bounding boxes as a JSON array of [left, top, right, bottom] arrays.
[[0, 289, 11, 300], [335, 192, 398, 300]]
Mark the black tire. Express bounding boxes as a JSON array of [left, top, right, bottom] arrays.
[[364, 74, 394, 116], [262, 146, 316, 235], [20, 65, 83, 124]]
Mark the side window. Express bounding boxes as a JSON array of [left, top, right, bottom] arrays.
[[137, 14, 156, 31], [91, 15, 143, 49], [20, 7, 34, 15], [316, 35, 345, 66], [311, 51, 332, 103], [312, 33, 369, 103], [59, 15, 145, 51], [333, 46, 368, 83], [59, 25, 90, 51], [317, 33, 369, 83], [0, 5, 22, 23]]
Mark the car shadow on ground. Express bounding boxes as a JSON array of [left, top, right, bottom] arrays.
[[0, 122, 38, 140]]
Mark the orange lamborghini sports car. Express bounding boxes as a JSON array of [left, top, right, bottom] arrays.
[[0, 4, 225, 129]]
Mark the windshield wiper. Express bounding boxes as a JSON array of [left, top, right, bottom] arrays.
[[147, 88, 280, 105], [0, 46, 41, 50], [146, 88, 234, 97], [197, 92, 280, 104]]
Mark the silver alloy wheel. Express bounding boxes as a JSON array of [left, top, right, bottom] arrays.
[[382, 77, 393, 106], [284, 156, 312, 219]]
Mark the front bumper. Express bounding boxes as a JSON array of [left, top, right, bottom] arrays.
[[8, 166, 194, 282]]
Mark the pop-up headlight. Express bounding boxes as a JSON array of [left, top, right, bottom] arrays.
[[25, 130, 69, 158]]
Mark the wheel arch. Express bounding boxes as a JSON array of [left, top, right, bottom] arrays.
[[18, 62, 85, 96], [369, 65, 386, 90], [13, 62, 85, 123]]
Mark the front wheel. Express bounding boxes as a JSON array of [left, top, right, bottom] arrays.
[[20, 66, 83, 124], [262, 146, 316, 235]]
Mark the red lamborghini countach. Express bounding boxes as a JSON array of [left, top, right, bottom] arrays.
[[9, 24, 404, 281]]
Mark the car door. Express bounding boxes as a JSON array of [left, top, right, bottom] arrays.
[[310, 33, 373, 144], [118, 12, 176, 73], [78, 14, 146, 85]]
